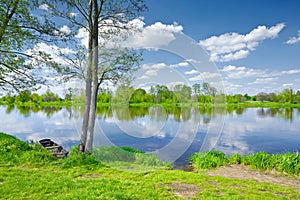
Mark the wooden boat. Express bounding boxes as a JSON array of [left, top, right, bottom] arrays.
[[39, 139, 69, 158]]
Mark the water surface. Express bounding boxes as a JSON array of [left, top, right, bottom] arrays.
[[0, 105, 299, 166]]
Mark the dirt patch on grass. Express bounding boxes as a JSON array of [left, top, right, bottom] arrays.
[[163, 182, 200, 199], [207, 164, 300, 191], [79, 173, 102, 179]]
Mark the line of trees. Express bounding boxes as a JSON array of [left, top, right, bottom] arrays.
[[0, 90, 61, 104], [2, 85, 300, 105], [111, 84, 300, 104]]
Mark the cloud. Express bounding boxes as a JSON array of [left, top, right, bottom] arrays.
[[27, 42, 75, 66], [145, 69, 158, 76], [142, 63, 167, 70], [221, 65, 265, 79], [166, 81, 185, 89], [59, 25, 72, 34], [281, 68, 300, 75], [217, 64, 300, 94], [123, 21, 183, 49], [249, 77, 278, 85], [137, 75, 149, 80], [186, 58, 202, 64], [75, 18, 184, 50], [75, 28, 89, 47], [216, 50, 250, 62], [170, 61, 189, 68], [199, 23, 285, 62], [286, 31, 300, 44], [185, 69, 198, 75], [282, 83, 293, 87], [189, 72, 220, 81], [39, 4, 49, 10], [139, 63, 169, 77]]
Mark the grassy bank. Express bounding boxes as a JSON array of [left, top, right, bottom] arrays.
[[191, 150, 300, 175], [1, 133, 300, 199]]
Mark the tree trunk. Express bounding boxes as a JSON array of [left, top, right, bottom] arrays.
[[80, 0, 99, 153]]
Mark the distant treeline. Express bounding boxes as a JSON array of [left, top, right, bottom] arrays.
[[1, 82, 300, 105]]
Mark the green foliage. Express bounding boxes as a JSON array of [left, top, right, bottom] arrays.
[[0, 132, 32, 153], [173, 84, 192, 103], [120, 146, 145, 154], [191, 150, 300, 175], [242, 152, 275, 170], [130, 88, 147, 103], [97, 88, 112, 103], [16, 90, 31, 102], [0, 0, 52, 91], [92, 146, 169, 168], [2, 163, 300, 199], [191, 150, 228, 170], [0, 132, 56, 166], [41, 90, 60, 102], [229, 153, 242, 164], [1, 134, 300, 199], [60, 146, 104, 169], [112, 84, 135, 104], [276, 153, 300, 174]]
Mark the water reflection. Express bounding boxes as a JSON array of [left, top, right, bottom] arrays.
[[256, 108, 296, 122], [0, 105, 299, 166], [6, 105, 299, 123]]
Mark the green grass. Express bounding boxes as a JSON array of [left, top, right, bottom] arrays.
[[1, 133, 300, 199], [191, 150, 300, 175], [92, 146, 171, 171]]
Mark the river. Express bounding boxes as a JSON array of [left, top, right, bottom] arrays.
[[1, 105, 299, 166]]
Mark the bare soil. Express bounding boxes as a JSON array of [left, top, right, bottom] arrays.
[[163, 182, 200, 199], [207, 164, 300, 191]]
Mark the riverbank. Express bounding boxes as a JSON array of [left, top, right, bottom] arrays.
[[1, 133, 300, 199], [1, 100, 300, 108]]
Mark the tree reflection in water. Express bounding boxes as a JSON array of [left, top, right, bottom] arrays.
[[8, 105, 299, 123]]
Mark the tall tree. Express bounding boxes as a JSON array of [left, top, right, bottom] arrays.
[[41, 0, 146, 152], [192, 83, 201, 95]]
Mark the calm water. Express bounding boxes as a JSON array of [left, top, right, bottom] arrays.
[[1, 105, 300, 166]]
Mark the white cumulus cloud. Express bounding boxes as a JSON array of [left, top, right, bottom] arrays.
[[286, 31, 300, 44], [59, 25, 72, 34], [185, 69, 199, 75], [170, 61, 189, 68], [120, 20, 183, 49], [221, 65, 265, 79], [199, 23, 285, 62], [249, 77, 278, 85]]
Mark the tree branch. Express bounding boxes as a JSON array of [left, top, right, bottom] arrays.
[[0, 77, 19, 91], [0, 0, 19, 43], [0, 49, 34, 58]]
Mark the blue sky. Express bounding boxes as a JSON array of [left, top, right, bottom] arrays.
[[127, 0, 300, 95], [34, 0, 300, 96]]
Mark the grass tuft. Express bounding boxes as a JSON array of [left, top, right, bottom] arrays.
[[190, 150, 228, 170], [92, 146, 171, 170], [191, 150, 300, 175]]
